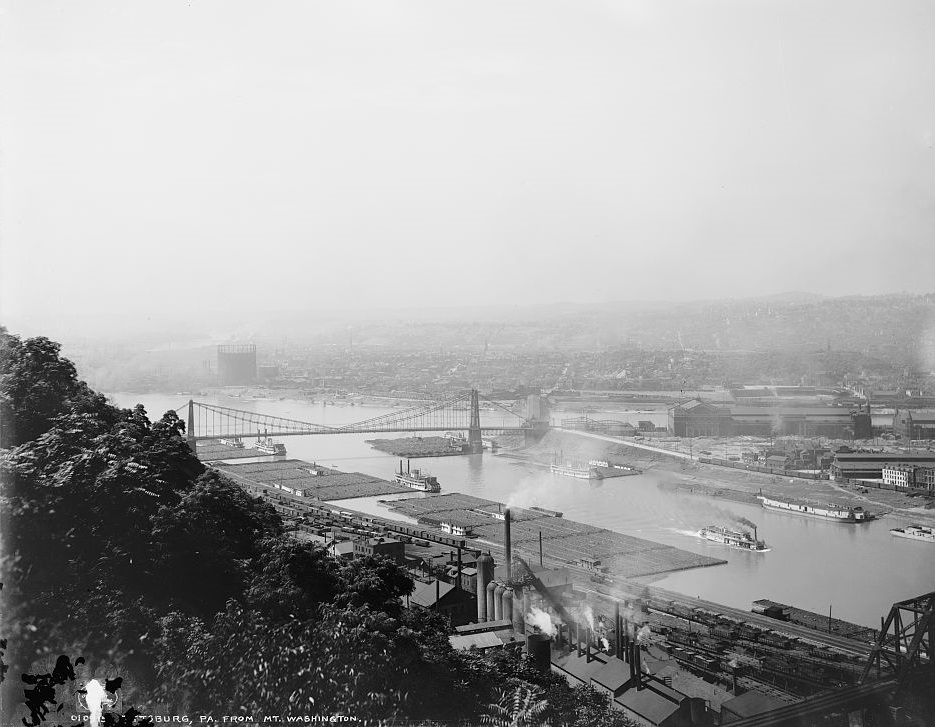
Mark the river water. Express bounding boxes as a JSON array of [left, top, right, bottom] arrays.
[[109, 392, 935, 630]]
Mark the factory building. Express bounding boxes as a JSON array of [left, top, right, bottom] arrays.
[[353, 536, 405, 565], [667, 400, 732, 437], [668, 398, 869, 439], [409, 579, 475, 627], [830, 453, 935, 481], [217, 344, 257, 386], [893, 409, 935, 440]]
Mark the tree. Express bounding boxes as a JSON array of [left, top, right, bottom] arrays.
[[0, 332, 95, 447], [484, 686, 551, 727]]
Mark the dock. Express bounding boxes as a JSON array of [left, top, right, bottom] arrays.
[[213, 458, 414, 500], [387, 493, 726, 579]]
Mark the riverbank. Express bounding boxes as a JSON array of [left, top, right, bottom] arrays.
[[520, 429, 935, 527]]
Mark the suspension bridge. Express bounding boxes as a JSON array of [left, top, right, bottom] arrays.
[[183, 389, 549, 453]]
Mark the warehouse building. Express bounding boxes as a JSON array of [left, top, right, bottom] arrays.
[[893, 409, 935, 440], [668, 399, 869, 438], [830, 453, 935, 481]]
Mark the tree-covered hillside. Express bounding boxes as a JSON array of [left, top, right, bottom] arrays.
[[0, 328, 633, 726]]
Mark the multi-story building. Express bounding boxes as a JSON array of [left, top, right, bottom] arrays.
[[916, 467, 935, 495], [882, 466, 915, 490], [353, 535, 405, 565]]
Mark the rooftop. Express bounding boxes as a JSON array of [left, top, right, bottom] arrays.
[[590, 657, 631, 693], [721, 689, 788, 718], [409, 579, 456, 608], [614, 682, 684, 724]]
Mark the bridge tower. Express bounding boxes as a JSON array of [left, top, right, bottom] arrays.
[[187, 399, 197, 453], [524, 393, 550, 445], [468, 389, 483, 454]]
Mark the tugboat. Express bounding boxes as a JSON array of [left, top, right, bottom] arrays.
[[394, 459, 441, 492], [699, 525, 770, 552]]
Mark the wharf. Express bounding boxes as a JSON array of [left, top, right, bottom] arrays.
[[386, 492, 726, 579], [754, 599, 878, 643], [213, 458, 414, 500]]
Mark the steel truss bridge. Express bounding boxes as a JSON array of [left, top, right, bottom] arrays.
[[183, 389, 547, 453]]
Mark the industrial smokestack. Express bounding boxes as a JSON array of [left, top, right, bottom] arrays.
[[456, 546, 462, 593], [629, 642, 636, 680], [576, 622, 582, 657], [526, 633, 552, 675], [486, 580, 497, 622], [476, 552, 494, 622], [502, 588, 514, 627], [513, 586, 525, 634], [633, 643, 642, 689], [614, 602, 621, 660], [586, 627, 592, 662], [504, 508, 512, 583]]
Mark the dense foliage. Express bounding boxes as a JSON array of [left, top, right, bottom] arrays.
[[1, 328, 632, 726]]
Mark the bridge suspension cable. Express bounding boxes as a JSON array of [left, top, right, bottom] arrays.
[[183, 389, 536, 442]]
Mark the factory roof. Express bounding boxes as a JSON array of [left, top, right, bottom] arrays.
[[590, 657, 631, 693], [448, 632, 504, 651], [669, 399, 727, 413], [552, 650, 610, 685], [729, 406, 853, 418], [455, 619, 514, 634], [833, 453, 935, 462], [614, 682, 685, 725], [721, 689, 787, 718]]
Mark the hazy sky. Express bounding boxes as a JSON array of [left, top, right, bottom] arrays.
[[2, 0, 933, 335]]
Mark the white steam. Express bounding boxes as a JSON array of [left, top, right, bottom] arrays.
[[527, 606, 557, 636]]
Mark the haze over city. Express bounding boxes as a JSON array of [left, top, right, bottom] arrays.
[[2, 0, 934, 338]]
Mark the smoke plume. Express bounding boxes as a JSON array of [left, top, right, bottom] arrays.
[[527, 606, 557, 636], [736, 516, 757, 530]]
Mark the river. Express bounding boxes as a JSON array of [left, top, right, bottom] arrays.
[[109, 392, 935, 630]]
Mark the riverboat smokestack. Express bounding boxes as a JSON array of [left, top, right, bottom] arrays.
[[504, 507, 512, 583]]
